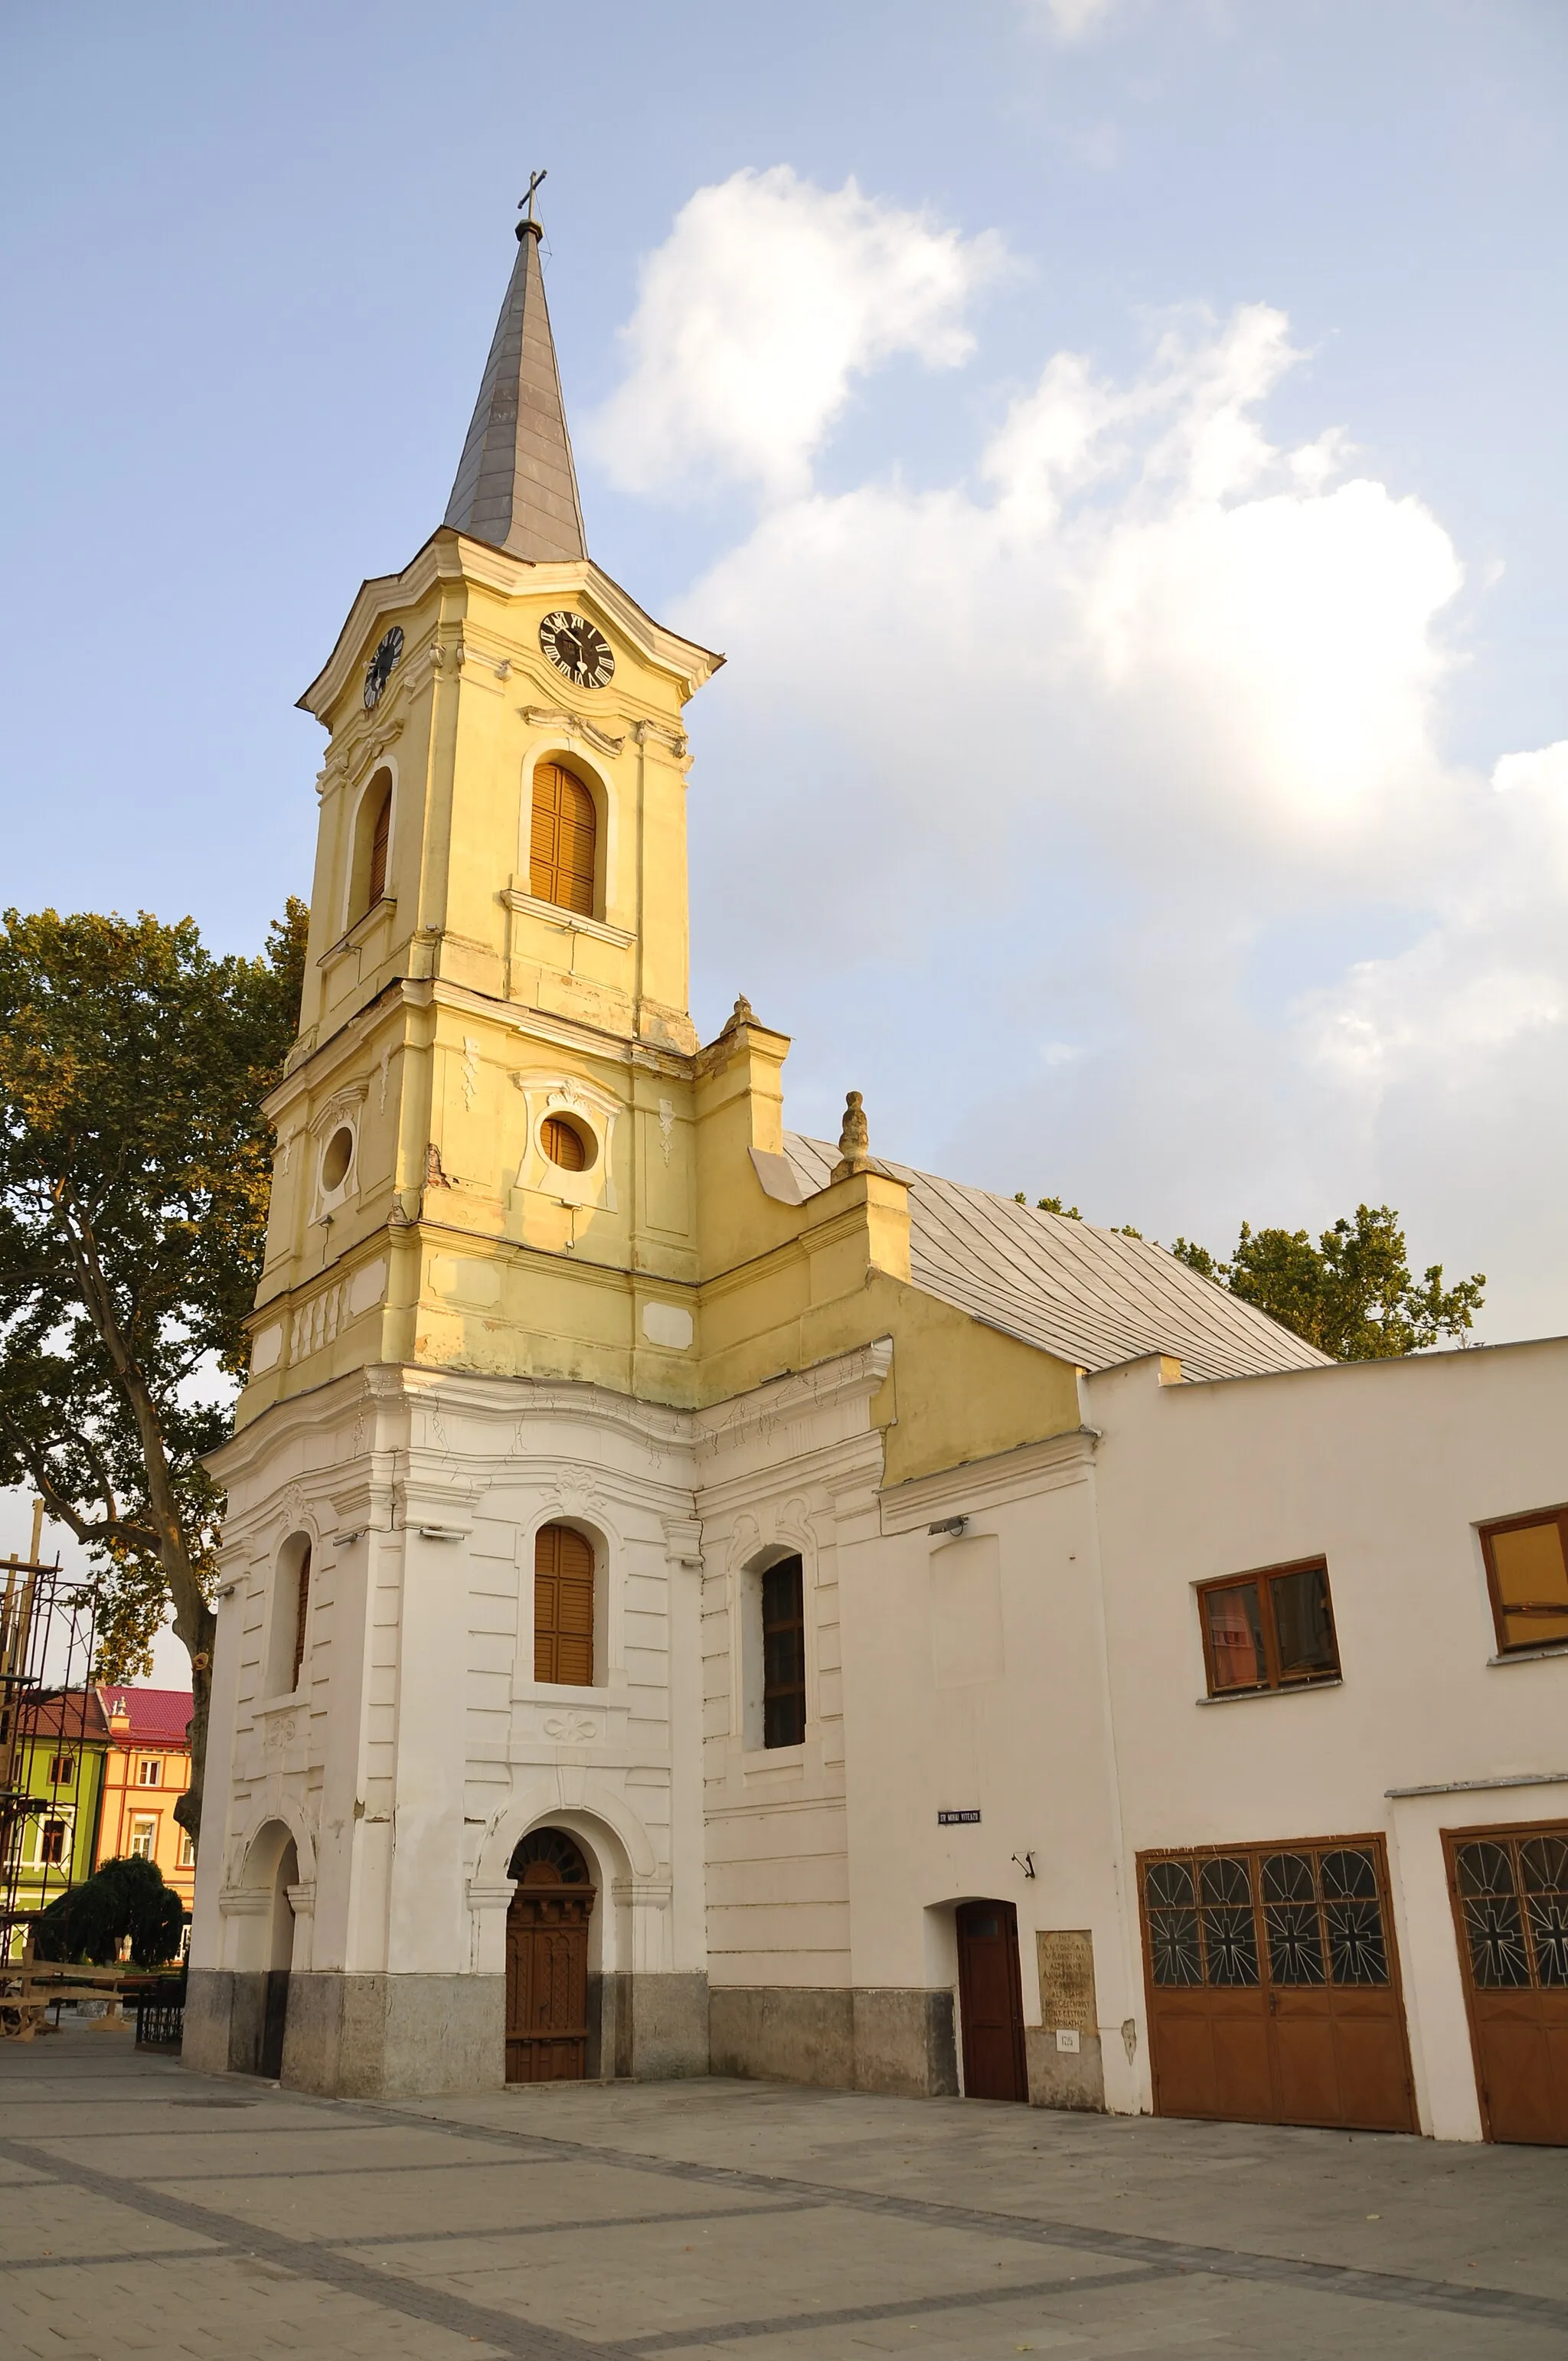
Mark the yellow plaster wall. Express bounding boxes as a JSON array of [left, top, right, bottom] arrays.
[[239, 529, 1086, 1484]]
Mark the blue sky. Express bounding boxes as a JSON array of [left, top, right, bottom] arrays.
[[4, 0, 1568, 1346]]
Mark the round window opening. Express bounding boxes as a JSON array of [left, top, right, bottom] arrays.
[[541, 1114, 596, 1173], [321, 1126, 355, 1193]]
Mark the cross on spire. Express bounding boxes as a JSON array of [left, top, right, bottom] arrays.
[[518, 168, 547, 233]]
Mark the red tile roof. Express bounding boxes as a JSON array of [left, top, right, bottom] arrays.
[[27, 1690, 111, 1742], [94, 1687, 194, 1748]]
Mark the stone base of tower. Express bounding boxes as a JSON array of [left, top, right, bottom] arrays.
[[182, 1967, 502, 2096], [182, 1965, 711, 2097], [600, 1969, 711, 2080], [708, 1986, 959, 2099]]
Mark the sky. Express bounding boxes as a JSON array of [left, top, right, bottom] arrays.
[[4, 0, 1568, 1446]]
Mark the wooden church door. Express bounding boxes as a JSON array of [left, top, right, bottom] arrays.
[[505, 1829, 596, 2082]]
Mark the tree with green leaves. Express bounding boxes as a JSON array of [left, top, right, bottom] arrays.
[[32, 1853, 186, 1967], [1171, 1204, 1485, 1359], [0, 901, 307, 1852]]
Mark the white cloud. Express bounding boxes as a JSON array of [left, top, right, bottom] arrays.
[[679, 296, 1463, 908], [586, 168, 1006, 501], [1494, 740, 1568, 796], [596, 171, 1567, 1337], [1300, 743, 1568, 1088], [1031, 0, 1127, 39]]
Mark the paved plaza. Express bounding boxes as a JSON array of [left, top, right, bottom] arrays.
[[2, 2026, 1566, 2359]]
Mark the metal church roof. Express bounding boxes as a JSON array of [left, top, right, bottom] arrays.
[[443, 217, 587, 564], [783, 1134, 1332, 1383]]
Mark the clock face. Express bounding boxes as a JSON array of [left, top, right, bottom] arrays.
[[363, 625, 404, 710], [539, 610, 615, 689]]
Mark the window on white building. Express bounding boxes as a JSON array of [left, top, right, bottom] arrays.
[[1197, 1560, 1339, 1696]]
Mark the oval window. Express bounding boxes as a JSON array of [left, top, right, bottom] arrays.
[[541, 1114, 595, 1172], [321, 1126, 355, 1192]]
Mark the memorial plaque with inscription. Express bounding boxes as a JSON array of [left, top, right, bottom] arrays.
[[1037, 1928, 1097, 2036]]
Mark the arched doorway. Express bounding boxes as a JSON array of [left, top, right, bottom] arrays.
[[505, 1828, 596, 2082]]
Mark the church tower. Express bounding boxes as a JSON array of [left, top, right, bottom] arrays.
[[188, 198, 1053, 2111], [188, 203, 725, 2095]]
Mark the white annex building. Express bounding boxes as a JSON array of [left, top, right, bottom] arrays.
[[187, 211, 1568, 2148]]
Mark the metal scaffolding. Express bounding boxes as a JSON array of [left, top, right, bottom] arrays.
[[0, 1503, 102, 1964]]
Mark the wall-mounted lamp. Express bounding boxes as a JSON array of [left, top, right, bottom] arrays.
[[928, 1516, 968, 1537], [1011, 1850, 1037, 1880]]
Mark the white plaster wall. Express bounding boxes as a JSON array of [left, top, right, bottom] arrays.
[[694, 1347, 891, 1993], [841, 1437, 1141, 2111], [1086, 1337, 1568, 2139], [196, 1366, 702, 2010]]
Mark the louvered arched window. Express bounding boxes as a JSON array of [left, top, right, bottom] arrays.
[[534, 1522, 595, 1685], [366, 787, 391, 906], [529, 763, 597, 916], [351, 769, 394, 923]]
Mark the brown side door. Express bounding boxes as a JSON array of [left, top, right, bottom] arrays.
[[1446, 1823, 1568, 2144], [505, 1856, 595, 2084], [1140, 1837, 1415, 2133], [956, 1899, 1028, 2101]]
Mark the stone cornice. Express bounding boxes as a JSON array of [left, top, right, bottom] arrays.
[[265, 969, 695, 1129], [877, 1425, 1101, 1534], [695, 1425, 886, 1522], [499, 887, 635, 951], [693, 1341, 893, 1464], [212, 1362, 698, 1497], [297, 534, 723, 724]]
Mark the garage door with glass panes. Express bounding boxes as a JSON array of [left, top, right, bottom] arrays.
[[1139, 1838, 1415, 2131], [1446, 1824, 1568, 2145]]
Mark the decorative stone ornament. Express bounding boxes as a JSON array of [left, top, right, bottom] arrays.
[[831, 1089, 871, 1180]]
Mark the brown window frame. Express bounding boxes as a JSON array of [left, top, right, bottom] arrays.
[[534, 1522, 596, 1688], [1478, 1504, 1568, 1656], [761, 1556, 807, 1749], [365, 782, 392, 906], [291, 1543, 312, 1691], [529, 761, 599, 918], [1197, 1557, 1339, 1698]]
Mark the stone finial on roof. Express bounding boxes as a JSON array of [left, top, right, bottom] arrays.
[[443, 193, 587, 563], [831, 1091, 871, 1181], [720, 994, 756, 1036]]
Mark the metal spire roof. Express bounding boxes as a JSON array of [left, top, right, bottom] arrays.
[[443, 208, 587, 563]]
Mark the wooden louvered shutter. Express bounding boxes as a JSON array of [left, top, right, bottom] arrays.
[[366, 789, 391, 905], [291, 1545, 312, 1690], [534, 1523, 595, 1685], [529, 763, 597, 916]]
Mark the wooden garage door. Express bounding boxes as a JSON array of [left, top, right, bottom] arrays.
[[1446, 1823, 1568, 2144], [1140, 1837, 1415, 2132]]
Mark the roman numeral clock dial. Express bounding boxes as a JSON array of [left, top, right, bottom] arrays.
[[362, 626, 403, 710], [539, 609, 615, 689]]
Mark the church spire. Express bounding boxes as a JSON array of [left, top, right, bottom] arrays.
[[443, 184, 587, 564]]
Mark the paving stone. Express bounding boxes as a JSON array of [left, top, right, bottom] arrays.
[[2, 2024, 1566, 2361]]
